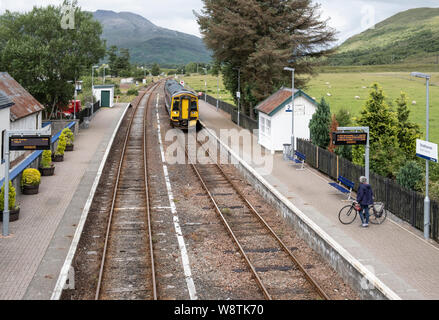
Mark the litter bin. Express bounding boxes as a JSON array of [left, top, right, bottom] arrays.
[[283, 144, 292, 161]]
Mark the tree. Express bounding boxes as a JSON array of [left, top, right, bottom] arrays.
[[397, 161, 423, 191], [309, 98, 331, 148], [334, 108, 353, 160], [353, 83, 405, 178], [151, 63, 161, 76], [395, 92, 422, 158], [197, 0, 336, 117], [328, 114, 339, 153], [0, 1, 106, 117]]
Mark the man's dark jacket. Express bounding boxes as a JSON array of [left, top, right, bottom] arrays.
[[357, 183, 374, 206]]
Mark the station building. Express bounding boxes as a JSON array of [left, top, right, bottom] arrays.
[[93, 85, 115, 108], [256, 87, 317, 153], [0, 72, 46, 182]]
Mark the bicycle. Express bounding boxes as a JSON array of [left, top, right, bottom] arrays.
[[338, 201, 387, 225]]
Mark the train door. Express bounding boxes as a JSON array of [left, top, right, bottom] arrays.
[[182, 98, 189, 119]]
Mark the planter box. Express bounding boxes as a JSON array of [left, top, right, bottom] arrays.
[[0, 208, 20, 222], [39, 165, 55, 176], [22, 184, 39, 195], [65, 144, 74, 152], [52, 154, 64, 162]]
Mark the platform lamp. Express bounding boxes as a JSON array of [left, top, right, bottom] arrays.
[[284, 67, 295, 150], [411, 71, 431, 239], [92, 65, 99, 115]]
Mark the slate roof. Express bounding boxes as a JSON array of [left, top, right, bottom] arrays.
[[0, 91, 14, 110], [256, 87, 317, 116], [0, 72, 45, 121]]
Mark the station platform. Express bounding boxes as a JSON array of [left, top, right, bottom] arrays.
[[0, 103, 129, 300], [199, 100, 439, 300]]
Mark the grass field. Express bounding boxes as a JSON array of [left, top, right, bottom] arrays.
[[181, 72, 439, 143]]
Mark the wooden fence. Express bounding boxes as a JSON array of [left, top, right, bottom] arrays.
[[297, 139, 439, 242]]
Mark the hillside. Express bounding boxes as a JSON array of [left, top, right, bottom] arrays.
[[92, 10, 211, 65], [328, 8, 439, 66]]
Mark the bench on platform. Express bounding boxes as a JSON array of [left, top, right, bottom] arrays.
[[288, 150, 306, 170], [329, 176, 355, 201]]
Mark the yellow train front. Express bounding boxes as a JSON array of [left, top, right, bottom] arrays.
[[164, 80, 199, 129]]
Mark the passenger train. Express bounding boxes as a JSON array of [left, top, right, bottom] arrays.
[[164, 80, 200, 129]]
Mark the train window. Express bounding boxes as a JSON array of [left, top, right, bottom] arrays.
[[190, 100, 198, 111], [172, 99, 180, 111]]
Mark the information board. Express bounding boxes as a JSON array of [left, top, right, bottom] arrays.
[[332, 132, 368, 146], [10, 136, 51, 151]]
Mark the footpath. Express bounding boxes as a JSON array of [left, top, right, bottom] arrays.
[[199, 100, 439, 300], [0, 103, 129, 300]]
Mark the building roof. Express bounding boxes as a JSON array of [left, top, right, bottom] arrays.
[[0, 72, 45, 121], [256, 87, 317, 117], [0, 92, 14, 110], [93, 85, 115, 89]]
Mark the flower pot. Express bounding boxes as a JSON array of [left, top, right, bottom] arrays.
[[52, 154, 64, 162], [65, 144, 74, 152], [39, 165, 55, 176], [0, 208, 20, 222], [22, 184, 40, 195]]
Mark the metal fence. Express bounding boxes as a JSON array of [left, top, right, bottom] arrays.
[[297, 138, 439, 241], [78, 101, 101, 124], [200, 93, 259, 132]]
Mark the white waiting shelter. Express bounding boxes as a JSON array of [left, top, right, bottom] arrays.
[[256, 87, 318, 153], [93, 85, 115, 108]]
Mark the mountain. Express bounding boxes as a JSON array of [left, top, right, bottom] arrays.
[[327, 8, 439, 66], [92, 10, 211, 66]]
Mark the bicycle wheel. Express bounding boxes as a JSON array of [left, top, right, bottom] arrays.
[[339, 205, 357, 225], [370, 209, 387, 225]]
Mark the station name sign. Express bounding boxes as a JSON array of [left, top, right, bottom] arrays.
[[332, 132, 368, 146], [9, 135, 51, 151], [416, 139, 438, 163]]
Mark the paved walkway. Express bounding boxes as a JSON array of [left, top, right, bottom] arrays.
[[0, 103, 128, 300], [199, 100, 439, 300]]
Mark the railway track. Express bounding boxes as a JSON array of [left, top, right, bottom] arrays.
[[95, 84, 158, 300], [185, 132, 330, 300]]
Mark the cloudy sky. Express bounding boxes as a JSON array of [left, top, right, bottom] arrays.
[[1, 0, 439, 44]]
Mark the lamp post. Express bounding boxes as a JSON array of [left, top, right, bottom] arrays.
[[411, 71, 431, 239], [92, 65, 99, 116], [103, 66, 109, 84], [284, 67, 295, 150], [234, 67, 241, 127], [217, 74, 220, 112]]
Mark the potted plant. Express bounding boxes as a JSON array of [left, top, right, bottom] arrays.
[[0, 181, 20, 222], [39, 150, 55, 176], [53, 133, 66, 162], [62, 128, 75, 152], [21, 168, 41, 195]]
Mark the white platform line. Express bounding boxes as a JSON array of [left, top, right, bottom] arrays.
[[51, 103, 131, 300], [155, 94, 197, 300]]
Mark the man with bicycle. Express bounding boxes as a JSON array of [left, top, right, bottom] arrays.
[[357, 176, 374, 228]]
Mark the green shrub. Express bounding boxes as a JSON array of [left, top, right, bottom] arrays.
[[0, 182, 17, 211], [127, 88, 139, 96], [56, 133, 67, 156], [21, 168, 41, 187], [62, 128, 74, 146], [41, 150, 52, 168], [397, 161, 423, 191]]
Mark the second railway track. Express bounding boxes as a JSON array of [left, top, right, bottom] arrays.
[[185, 134, 330, 300], [95, 84, 158, 300]]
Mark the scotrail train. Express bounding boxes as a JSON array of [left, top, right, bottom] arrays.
[[164, 80, 200, 130]]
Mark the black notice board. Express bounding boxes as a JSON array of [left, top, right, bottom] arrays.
[[332, 132, 368, 146], [9, 136, 51, 151]]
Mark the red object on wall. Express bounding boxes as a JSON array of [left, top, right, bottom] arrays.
[[66, 100, 82, 114]]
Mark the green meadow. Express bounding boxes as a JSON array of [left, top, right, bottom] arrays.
[[181, 72, 439, 143]]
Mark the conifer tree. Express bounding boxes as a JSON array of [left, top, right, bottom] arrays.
[[309, 98, 331, 148], [395, 93, 422, 158], [197, 0, 336, 116]]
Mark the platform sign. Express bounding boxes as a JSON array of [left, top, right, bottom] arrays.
[[9, 135, 51, 151], [416, 139, 438, 163], [332, 132, 368, 146]]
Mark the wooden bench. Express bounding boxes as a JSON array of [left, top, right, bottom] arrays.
[[329, 176, 355, 201], [288, 151, 306, 170]]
